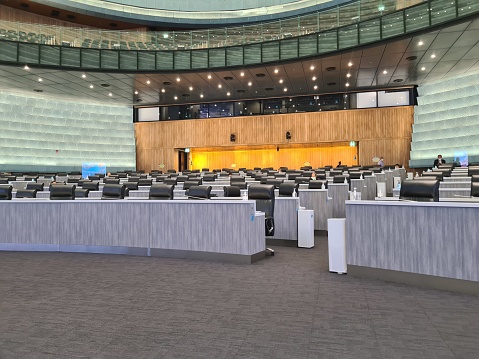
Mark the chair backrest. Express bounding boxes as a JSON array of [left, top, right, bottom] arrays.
[[421, 172, 443, 181], [0, 185, 13, 200], [123, 181, 139, 191], [316, 173, 326, 180], [248, 184, 275, 236], [26, 182, 44, 191], [230, 176, 245, 183], [308, 180, 328, 189], [187, 185, 212, 199], [471, 182, 479, 197], [74, 188, 90, 198], [128, 176, 140, 182], [348, 171, 362, 179], [183, 180, 202, 190], [164, 178, 178, 186], [149, 184, 174, 199], [468, 166, 479, 177], [203, 174, 217, 182], [265, 178, 284, 188], [333, 175, 349, 183], [223, 185, 241, 197], [101, 184, 126, 200], [50, 184, 76, 200], [399, 180, 439, 202], [82, 181, 100, 191], [88, 175, 100, 180], [0, 178, 9, 184], [138, 178, 152, 186], [176, 175, 189, 182], [295, 176, 311, 184], [24, 176, 38, 182], [16, 189, 38, 198], [329, 170, 342, 176], [278, 182, 298, 197], [230, 181, 247, 189], [471, 175, 479, 183], [104, 178, 120, 184]]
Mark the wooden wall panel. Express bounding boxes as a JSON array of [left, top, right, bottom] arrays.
[[135, 106, 414, 171]]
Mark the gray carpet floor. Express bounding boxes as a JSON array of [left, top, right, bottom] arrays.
[[1, 236, 479, 359]]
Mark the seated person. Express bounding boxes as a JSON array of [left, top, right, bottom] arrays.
[[433, 155, 446, 167]]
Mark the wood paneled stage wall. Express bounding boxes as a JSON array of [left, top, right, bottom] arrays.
[[135, 106, 414, 171]]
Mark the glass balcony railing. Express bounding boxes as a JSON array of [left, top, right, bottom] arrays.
[[0, 0, 426, 51]]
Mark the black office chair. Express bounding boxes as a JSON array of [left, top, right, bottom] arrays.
[[308, 180, 328, 189], [183, 180, 202, 190], [164, 178, 178, 186], [26, 182, 44, 191], [104, 178, 120, 184], [75, 188, 90, 198], [101, 184, 126, 200], [248, 184, 275, 236], [187, 185, 212, 199], [472, 175, 479, 183], [223, 185, 241, 197], [138, 178, 152, 186], [278, 182, 299, 197], [265, 178, 284, 188], [0, 178, 9, 184], [124, 181, 139, 191], [471, 182, 479, 197], [333, 175, 349, 183], [0, 185, 13, 200], [295, 176, 311, 184], [149, 184, 174, 199], [421, 172, 443, 181], [203, 174, 217, 182], [15, 189, 38, 198], [50, 184, 76, 200], [82, 181, 100, 191], [399, 180, 439, 202]]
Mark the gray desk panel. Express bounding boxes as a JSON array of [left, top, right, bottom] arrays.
[[346, 201, 479, 282], [269, 197, 299, 241], [298, 189, 331, 230], [327, 183, 349, 218]]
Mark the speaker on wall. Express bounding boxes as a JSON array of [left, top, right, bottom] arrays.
[[230, 134, 236, 142], [286, 131, 291, 140]]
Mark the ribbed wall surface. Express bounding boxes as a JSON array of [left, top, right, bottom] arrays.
[[0, 91, 135, 172], [410, 72, 479, 167]]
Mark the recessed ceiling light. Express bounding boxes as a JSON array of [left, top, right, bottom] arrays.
[[189, 86, 193, 91], [283, 87, 287, 92], [274, 69, 279, 74], [383, 70, 388, 74], [421, 66, 426, 71], [174, 96, 178, 100], [146, 80, 150, 84], [81, 73, 86, 78], [248, 81, 252, 86], [108, 93, 112, 97], [345, 83, 350, 87], [38, 78, 42, 82], [218, 84, 222, 88], [207, 75, 212, 79], [89, 84, 94, 88], [279, 79, 284, 84], [314, 85, 318, 90], [312, 76, 317, 81], [418, 41, 424, 46], [240, 72, 244, 77], [346, 73, 351, 78], [431, 54, 436, 58], [227, 92, 231, 96], [310, 65, 315, 70], [200, 94, 204, 98], [161, 89, 165, 93], [23, 65, 29, 70], [134, 90, 138, 95], [348, 62, 353, 67], [176, 77, 181, 82]]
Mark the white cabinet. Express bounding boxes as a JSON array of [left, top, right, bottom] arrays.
[[298, 209, 314, 248], [327, 218, 347, 274]]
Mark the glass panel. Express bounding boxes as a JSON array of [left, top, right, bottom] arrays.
[[405, 3, 430, 32], [338, 25, 358, 49], [191, 30, 208, 49], [382, 11, 405, 39], [174, 31, 192, 50], [318, 30, 338, 53], [359, 19, 380, 44], [458, 0, 479, 16], [225, 27, 243, 46], [262, 21, 281, 42], [360, 0, 381, 21], [319, 8, 338, 31], [299, 13, 318, 35], [378, 90, 410, 107], [338, 2, 360, 27], [243, 24, 263, 44], [431, 0, 457, 25], [280, 18, 299, 38]]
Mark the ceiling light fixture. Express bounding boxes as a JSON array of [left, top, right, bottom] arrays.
[[200, 94, 204, 98], [248, 81, 252, 86], [418, 41, 424, 46], [174, 96, 178, 100], [108, 93, 112, 97], [227, 92, 231, 96], [240, 72, 244, 77], [38, 78, 42, 82], [421, 66, 426, 71], [89, 84, 94, 88], [348, 62, 353, 67], [274, 69, 279, 74], [189, 86, 193, 91], [134, 90, 138, 95], [312, 76, 317, 81], [161, 89, 165, 93], [431, 54, 436, 58], [81, 73, 86, 78], [383, 70, 388, 74], [176, 77, 181, 82], [314, 85, 318, 90], [279, 79, 284, 84], [146, 80, 150, 84], [310, 65, 315, 70], [283, 87, 287, 92], [23, 65, 29, 70], [345, 83, 350, 87], [346, 73, 351, 78], [207, 75, 212, 79], [218, 84, 222, 88]]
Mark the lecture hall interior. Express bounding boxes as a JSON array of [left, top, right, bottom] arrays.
[[1, 0, 479, 358]]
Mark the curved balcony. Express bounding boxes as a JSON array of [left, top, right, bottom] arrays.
[[0, 0, 477, 72]]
